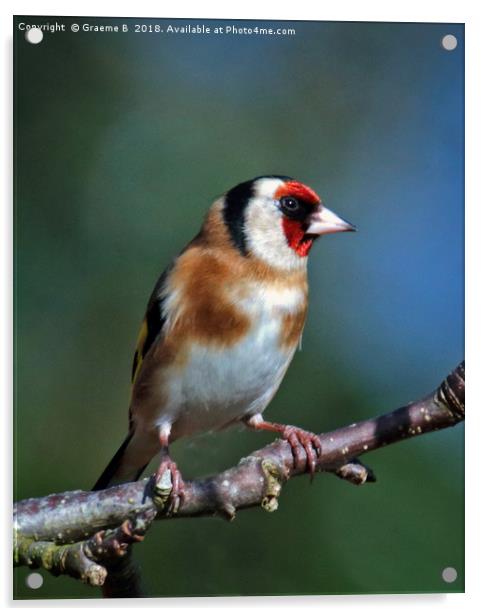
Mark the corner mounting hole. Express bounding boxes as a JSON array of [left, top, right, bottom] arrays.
[[441, 34, 458, 51], [442, 566, 458, 583], [26, 572, 44, 589], [25, 28, 44, 44]]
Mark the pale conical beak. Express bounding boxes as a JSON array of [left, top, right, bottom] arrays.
[[305, 205, 356, 235]]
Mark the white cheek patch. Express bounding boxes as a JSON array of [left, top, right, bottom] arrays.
[[244, 198, 307, 271]]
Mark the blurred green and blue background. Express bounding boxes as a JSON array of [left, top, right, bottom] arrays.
[[14, 17, 464, 599]]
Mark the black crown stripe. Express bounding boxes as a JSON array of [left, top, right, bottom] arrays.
[[222, 175, 293, 256]]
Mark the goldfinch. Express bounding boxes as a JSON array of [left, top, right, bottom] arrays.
[[93, 176, 355, 508]]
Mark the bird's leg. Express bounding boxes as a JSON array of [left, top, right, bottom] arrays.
[[244, 414, 322, 478], [154, 427, 185, 513]]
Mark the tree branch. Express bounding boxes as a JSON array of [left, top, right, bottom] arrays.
[[13, 361, 464, 595], [14, 511, 155, 593]]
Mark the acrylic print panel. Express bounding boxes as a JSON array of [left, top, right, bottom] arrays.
[[13, 16, 464, 599]]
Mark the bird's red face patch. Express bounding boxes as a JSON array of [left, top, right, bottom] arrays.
[[275, 181, 321, 257], [281, 218, 314, 256], [274, 181, 321, 207]]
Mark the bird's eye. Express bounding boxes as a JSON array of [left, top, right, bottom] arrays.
[[280, 196, 300, 214]]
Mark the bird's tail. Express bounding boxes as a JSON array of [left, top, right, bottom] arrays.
[[92, 430, 158, 491]]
